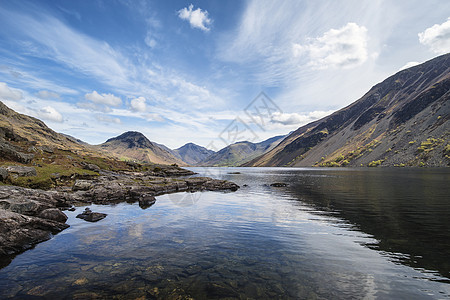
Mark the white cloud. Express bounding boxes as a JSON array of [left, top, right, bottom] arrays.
[[293, 23, 369, 69], [399, 61, 420, 71], [130, 96, 147, 112], [177, 4, 212, 32], [36, 90, 60, 99], [0, 82, 23, 101], [85, 91, 122, 107], [418, 18, 450, 54], [95, 114, 121, 124], [271, 110, 335, 126], [36, 106, 63, 123]]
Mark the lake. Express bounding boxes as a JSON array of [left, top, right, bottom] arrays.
[[0, 167, 449, 299]]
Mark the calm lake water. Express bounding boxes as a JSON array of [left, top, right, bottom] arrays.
[[0, 167, 449, 299]]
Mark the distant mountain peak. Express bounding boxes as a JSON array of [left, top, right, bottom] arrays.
[[105, 131, 153, 149], [99, 131, 184, 165], [173, 142, 215, 165]]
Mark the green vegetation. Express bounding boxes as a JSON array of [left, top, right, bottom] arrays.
[[335, 155, 344, 162], [417, 138, 444, 153], [444, 144, 450, 159], [7, 163, 98, 189], [368, 160, 384, 167], [317, 139, 382, 167]]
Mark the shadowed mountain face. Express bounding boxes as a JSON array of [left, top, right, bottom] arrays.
[[98, 131, 185, 165], [173, 143, 215, 165], [245, 53, 450, 167], [199, 135, 285, 167]]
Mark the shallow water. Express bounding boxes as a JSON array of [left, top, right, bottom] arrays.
[[0, 167, 449, 299]]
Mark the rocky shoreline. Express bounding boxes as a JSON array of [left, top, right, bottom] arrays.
[[0, 169, 239, 267]]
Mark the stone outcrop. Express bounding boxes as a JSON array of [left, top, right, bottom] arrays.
[[0, 186, 70, 262], [0, 138, 34, 164]]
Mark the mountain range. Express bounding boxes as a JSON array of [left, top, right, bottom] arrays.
[[198, 135, 285, 167], [1, 53, 448, 168]]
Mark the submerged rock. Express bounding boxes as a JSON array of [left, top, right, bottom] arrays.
[[138, 195, 156, 209]]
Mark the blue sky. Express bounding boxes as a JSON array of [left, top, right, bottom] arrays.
[[0, 0, 449, 149]]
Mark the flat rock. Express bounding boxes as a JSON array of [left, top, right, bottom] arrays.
[[6, 166, 37, 177], [0, 209, 69, 256]]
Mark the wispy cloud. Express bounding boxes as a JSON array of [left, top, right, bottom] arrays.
[[95, 114, 121, 124], [0, 7, 131, 88], [36, 90, 60, 100], [177, 4, 212, 32], [418, 18, 450, 54]]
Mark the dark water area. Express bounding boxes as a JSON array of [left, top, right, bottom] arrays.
[[0, 167, 449, 299]]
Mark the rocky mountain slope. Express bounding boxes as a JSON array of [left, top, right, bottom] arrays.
[[97, 131, 186, 165], [245, 53, 450, 167], [0, 101, 90, 158], [173, 143, 215, 165], [200, 135, 285, 167]]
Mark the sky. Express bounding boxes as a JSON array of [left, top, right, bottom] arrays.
[[0, 0, 449, 150]]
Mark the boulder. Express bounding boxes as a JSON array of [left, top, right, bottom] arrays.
[[72, 180, 93, 191], [76, 208, 107, 222], [82, 163, 100, 172], [38, 208, 68, 223]]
